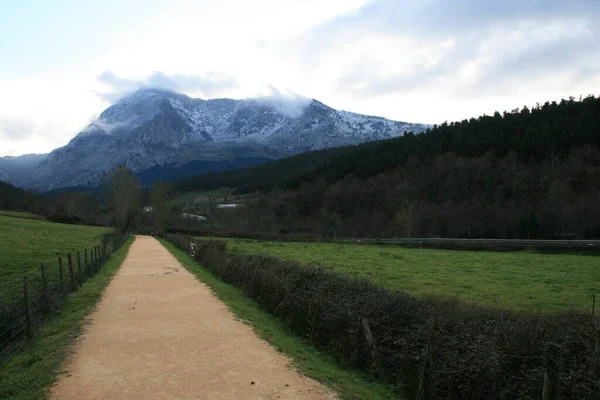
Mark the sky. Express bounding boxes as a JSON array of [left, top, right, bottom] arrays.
[[1, 0, 599, 157]]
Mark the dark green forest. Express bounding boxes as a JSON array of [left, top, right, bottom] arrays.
[[175, 145, 358, 194], [0, 181, 49, 215], [208, 95, 600, 239]]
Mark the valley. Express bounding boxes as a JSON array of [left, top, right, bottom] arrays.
[[0, 93, 598, 400], [2, 2, 599, 398]]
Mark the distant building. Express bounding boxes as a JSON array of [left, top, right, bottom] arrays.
[[217, 204, 243, 209], [181, 213, 207, 221]]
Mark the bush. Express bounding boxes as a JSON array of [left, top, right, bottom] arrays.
[[46, 214, 86, 225], [167, 234, 600, 399]]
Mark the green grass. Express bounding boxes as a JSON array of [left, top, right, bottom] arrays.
[[199, 238, 600, 312], [0, 211, 44, 220], [160, 239, 397, 400], [0, 238, 133, 400], [0, 215, 112, 301]]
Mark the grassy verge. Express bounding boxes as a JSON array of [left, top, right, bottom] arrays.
[[0, 238, 134, 400], [198, 237, 600, 312], [160, 239, 397, 400]]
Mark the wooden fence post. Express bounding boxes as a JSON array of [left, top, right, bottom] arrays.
[[23, 276, 33, 339], [361, 317, 379, 374], [89, 248, 93, 274], [40, 263, 49, 301], [416, 318, 437, 400], [77, 252, 82, 283], [84, 248, 89, 277], [594, 326, 599, 389], [67, 253, 76, 290], [542, 343, 560, 400], [58, 256, 64, 290]]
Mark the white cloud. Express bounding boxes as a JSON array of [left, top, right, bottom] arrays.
[[255, 87, 311, 118], [96, 70, 239, 103]]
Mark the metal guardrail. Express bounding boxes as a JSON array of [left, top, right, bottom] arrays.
[[346, 238, 600, 249]]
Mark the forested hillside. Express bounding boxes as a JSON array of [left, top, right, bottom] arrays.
[[175, 145, 359, 194], [207, 96, 600, 239], [0, 181, 49, 215]]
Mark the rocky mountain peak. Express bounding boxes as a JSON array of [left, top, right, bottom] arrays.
[[8, 89, 429, 191]]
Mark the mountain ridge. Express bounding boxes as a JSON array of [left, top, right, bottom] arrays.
[[10, 88, 429, 190]]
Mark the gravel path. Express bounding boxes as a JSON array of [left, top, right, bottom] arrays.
[[50, 236, 335, 400]]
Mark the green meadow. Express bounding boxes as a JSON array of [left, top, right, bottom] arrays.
[[0, 214, 112, 301], [202, 238, 600, 312]]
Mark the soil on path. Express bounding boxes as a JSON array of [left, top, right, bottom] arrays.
[[50, 236, 336, 400]]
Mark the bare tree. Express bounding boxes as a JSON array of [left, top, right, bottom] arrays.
[[394, 195, 417, 239], [109, 165, 140, 234], [150, 181, 169, 237]]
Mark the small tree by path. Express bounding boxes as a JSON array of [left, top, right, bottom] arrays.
[[109, 165, 140, 234]]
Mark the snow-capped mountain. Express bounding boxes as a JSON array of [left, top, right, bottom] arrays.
[[21, 88, 429, 190]]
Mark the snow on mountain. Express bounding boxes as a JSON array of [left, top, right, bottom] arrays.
[[21, 88, 429, 191]]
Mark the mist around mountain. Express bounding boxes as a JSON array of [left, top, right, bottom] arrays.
[[0, 153, 47, 186]]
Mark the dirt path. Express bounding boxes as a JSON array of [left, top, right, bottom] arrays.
[[50, 236, 335, 400]]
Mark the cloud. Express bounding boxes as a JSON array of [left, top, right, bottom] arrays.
[[295, 0, 600, 102], [96, 70, 240, 103], [0, 116, 36, 141], [255, 86, 312, 118]]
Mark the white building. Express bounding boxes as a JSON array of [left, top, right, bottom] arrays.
[[217, 204, 243, 209]]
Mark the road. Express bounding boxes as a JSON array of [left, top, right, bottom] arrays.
[[50, 236, 335, 400]]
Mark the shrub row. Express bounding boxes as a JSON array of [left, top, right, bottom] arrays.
[[167, 234, 600, 399]]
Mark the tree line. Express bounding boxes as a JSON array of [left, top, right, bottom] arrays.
[[208, 96, 600, 239]]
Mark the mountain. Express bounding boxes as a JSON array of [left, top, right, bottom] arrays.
[[0, 153, 48, 186], [20, 88, 428, 190]]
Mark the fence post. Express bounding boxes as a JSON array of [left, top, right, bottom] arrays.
[[58, 256, 64, 290], [542, 343, 560, 400], [89, 248, 93, 274], [84, 248, 89, 277], [416, 318, 437, 400], [23, 276, 33, 339], [40, 263, 50, 301], [361, 317, 379, 375], [67, 253, 76, 290], [77, 251, 82, 283], [594, 327, 599, 388]]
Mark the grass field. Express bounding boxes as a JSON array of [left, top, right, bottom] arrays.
[[201, 238, 600, 312], [0, 215, 112, 301], [0, 210, 44, 220], [0, 238, 133, 400]]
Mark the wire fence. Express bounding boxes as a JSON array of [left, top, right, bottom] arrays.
[[0, 233, 128, 366], [168, 233, 600, 400]]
